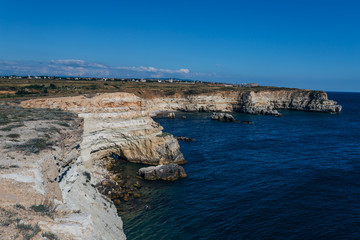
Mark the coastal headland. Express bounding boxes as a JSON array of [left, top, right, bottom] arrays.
[[0, 81, 341, 239]]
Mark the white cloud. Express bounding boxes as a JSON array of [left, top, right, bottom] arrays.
[[49, 59, 108, 69], [115, 65, 190, 74], [0, 59, 191, 78]]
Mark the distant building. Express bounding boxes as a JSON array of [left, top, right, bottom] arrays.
[[234, 83, 259, 87]]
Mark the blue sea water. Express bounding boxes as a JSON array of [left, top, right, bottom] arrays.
[[123, 92, 360, 240]]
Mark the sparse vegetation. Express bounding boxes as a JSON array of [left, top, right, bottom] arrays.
[[16, 223, 33, 231], [0, 164, 19, 169], [15, 203, 25, 209], [12, 137, 49, 154], [57, 121, 70, 127], [83, 171, 91, 182], [30, 199, 56, 217], [7, 133, 20, 138], [1, 219, 12, 226], [0, 77, 293, 100], [157, 132, 172, 137], [17, 223, 41, 240], [42, 231, 60, 240], [1, 123, 24, 131]]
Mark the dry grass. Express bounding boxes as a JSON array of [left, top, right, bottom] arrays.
[[0, 77, 303, 100]]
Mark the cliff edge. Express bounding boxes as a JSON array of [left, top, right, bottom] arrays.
[[0, 88, 341, 239]]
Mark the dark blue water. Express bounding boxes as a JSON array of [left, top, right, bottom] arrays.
[[124, 92, 360, 240]]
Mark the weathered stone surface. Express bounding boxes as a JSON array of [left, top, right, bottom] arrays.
[[138, 164, 187, 181], [211, 112, 236, 122], [168, 112, 176, 119], [147, 89, 342, 116], [237, 90, 341, 115], [0, 106, 126, 240], [21, 93, 186, 166]]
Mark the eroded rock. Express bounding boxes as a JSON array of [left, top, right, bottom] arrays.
[[138, 164, 187, 181], [168, 112, 176, 119], [211, 112, 236, 122]]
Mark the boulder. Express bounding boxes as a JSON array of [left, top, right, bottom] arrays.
[[211, 112, 236, 122], [138, 163, 187, 181], [168, 112, 176, 119]]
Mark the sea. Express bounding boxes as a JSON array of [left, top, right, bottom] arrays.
[[120, 92, 360, 240]]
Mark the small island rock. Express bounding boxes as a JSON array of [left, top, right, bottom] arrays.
[[175, 136, 195, 142], [138, 163, 187, 181], [211, 112, 236, 122], [168, 112, 176, 119]]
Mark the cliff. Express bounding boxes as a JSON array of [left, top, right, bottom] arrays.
[[0, 105, 126, 240], [147, 89, 341, 115], [0, 88, 341, 239], [20, 93, 185, 166]]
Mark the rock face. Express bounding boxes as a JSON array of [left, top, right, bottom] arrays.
[[21, 93, 186, 166], [147, 89, 342, 116], [211, 112, 236, 122], [0, 105, 126, 240], [16, 87, 342, 239], [237, 90, 342, 115], [138, 164, 187, 181]]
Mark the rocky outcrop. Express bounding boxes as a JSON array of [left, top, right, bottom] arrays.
[[14, 87, 341, 239], [211, 112, 236, 122], [147, 92, 239, 115], [138, 164, 187, 181], [175, 136, 195, 142], [237, 90, 341, 115], [0, 105, 126, 240], [21, 93, 185, 166], [147, 89, 341, 116], [168, 112, 176, 119]]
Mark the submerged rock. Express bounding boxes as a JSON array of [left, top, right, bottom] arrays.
[[175, 136, 195, 142], [138, 163, 187, 181], [241, 121, 253, 124], [211, 112, 236, 122]]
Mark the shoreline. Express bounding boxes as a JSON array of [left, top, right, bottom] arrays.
[[1, 89, 341, 239]]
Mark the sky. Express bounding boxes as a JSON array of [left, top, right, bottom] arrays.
[[0, 0, 359, 91]]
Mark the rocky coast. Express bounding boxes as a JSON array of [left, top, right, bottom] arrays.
[[0, 88, 341, 239]]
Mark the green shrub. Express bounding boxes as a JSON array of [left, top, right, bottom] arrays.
[[30, 200, 56, 217], [57, 122, 70, 127], [42, 231, 60, 240], [157, 132, 172, 137], [1, 123, 24, 131], [15, 203, 25, 209], [17, 223, 33, 231], [7, 133, 20, 138], [83, 171, 91, 182]]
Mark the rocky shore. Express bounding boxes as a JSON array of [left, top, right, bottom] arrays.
[[147, 89, 341, 115], [0, 88, 342, 239]]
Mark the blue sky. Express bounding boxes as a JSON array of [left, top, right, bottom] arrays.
[[0, 0, 359, 91]]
